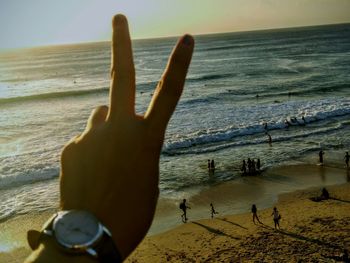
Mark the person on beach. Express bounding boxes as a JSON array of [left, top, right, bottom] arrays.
[[256, 159, 261, 171], [210, 203, 219, 219], [210, 159, 215, 170], [266, 132, 272, 146], [310, 187, 330, 202], [180, 199, 191, 223], [271, 207, 281, 229], [345, 152, 349, 168], [241, 159, 247, 175], [247, 158, 252, 174], [208, 159, 211, 170], [251, 159, 256, 175], [25, 14, 194, 263], [319, 150, 325, 165], [251, 204, 262, 224], [321, 187, 330, 200]]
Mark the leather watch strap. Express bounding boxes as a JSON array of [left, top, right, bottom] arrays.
[[94, 232, 122, 263]]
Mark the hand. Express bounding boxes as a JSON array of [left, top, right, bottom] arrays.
[[59, 14, 194, 259]]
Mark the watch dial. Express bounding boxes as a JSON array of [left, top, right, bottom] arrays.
[[54, 210, 101, 247]]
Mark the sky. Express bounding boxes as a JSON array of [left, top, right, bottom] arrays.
[[0, 0, 350, 49]]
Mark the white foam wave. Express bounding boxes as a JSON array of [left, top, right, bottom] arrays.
[[164, 99, 350, 154], [0, 168, 59, 190]]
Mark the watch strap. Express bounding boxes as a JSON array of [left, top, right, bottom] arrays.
[[94, 231, 122, 263], [27, 213, 57, 250]]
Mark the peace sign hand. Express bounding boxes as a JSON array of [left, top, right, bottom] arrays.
[[59, 14, 194, 259]]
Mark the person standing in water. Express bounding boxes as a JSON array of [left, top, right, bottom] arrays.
[[319, 150, 325, 165], [251, 204, 262, 224], [345, 152, 349, 168], [247, 158, 252, 174], [210, 203, 219, 219], [210, 159, 215, 170], [266, 132, 272, 146], [251, 159, 256, 175], [241, 159, 247, 175], [256, 159, 261, 171]]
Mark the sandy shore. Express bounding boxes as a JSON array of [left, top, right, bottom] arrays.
[[126, 182, 350, 262], [1, 164, 349, 262]]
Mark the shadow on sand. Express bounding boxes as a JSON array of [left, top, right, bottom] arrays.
[[192, 222, 240, 240], [329, 197, 350, 204], [258, 224, 342, 250], [216, 218, 248, 230]]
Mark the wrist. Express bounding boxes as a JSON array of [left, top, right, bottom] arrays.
[[25, 238, 96, 263], [26, 210, 123, 263]]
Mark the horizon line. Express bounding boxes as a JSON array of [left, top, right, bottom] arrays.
[[1, 21, 349, 52]]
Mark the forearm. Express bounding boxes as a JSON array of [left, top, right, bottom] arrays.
[[25, 239, 96, 263]]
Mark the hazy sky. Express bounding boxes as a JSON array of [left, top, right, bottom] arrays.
[[1, 0, 350, 49]]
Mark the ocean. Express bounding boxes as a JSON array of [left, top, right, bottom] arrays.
[[0, 23, 350, 229]]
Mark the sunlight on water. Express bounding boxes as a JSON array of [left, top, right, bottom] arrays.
[[0, 24, 349, 222]]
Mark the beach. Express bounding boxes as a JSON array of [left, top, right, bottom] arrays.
[[127, 182, 350, 262], [1, 163, 349, 262], [128, 165, 350, 262], [0, 23, 349, 262]]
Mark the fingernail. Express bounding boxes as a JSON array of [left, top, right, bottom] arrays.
[[182, 34, 192, 46], [112, 14, 127, 28]]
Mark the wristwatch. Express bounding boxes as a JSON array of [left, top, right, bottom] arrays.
[[27, 210, 122, 262]]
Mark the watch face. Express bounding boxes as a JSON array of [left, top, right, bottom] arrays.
[[53, 210, 103, 249]]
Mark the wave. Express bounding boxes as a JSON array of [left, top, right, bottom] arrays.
[[187, 73, 235, 82], [167, 123, 345, 156], [0, 168, 59, 191], [0, 81, 159, 105], [163, 107, 350, 155], [0, 87, 109, 105]]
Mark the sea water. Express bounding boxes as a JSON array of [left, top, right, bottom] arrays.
[[1, 24, 350, 224]]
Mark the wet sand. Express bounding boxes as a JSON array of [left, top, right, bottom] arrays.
[[149, 163, 349, 235], [0, 164, 349, 262], [127, 182, 350, 262]]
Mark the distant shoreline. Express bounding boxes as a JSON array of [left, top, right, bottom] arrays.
[[1, 22, 349, 52]]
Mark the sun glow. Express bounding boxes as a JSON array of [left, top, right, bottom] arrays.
[[0, 0, 349, 49]]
